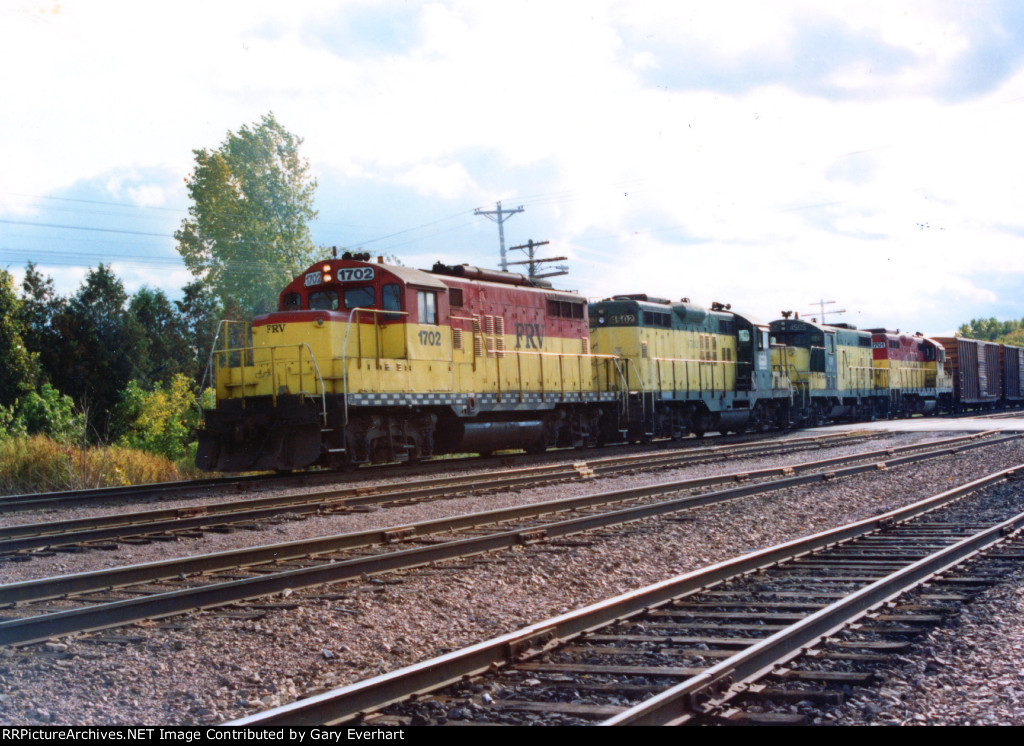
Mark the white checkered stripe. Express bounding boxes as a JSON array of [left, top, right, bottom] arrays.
[[347, 391, 619, 407]]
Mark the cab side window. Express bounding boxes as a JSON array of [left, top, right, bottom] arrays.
[[417, 291, 437, 324], [382, 284, 402, 321]]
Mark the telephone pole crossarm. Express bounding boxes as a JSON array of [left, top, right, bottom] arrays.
[[506, 238, 567, 281], [474, 200, 524, 271]]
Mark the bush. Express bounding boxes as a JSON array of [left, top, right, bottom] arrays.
[[0, 403, 26, 439], [0, 384, 84, 443], [113, 374, 200, 462], [0, 435, 192, 495], [19, 383, 85, 442]]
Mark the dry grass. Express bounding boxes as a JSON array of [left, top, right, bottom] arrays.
[[0, 435, 195, 496]]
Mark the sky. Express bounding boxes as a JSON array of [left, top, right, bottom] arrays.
[[2, 1, 1024, 336]]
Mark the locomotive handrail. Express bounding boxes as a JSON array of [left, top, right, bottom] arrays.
[[208, 343, 327, 426], [650, 356, 739, 365], [338, 307, 410, 427], [200, 319, 250, 410]]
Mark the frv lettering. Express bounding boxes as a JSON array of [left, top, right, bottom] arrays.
[[515, 323, 544, 349]]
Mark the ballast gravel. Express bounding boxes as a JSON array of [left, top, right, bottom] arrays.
[[0, 429, 1022, 725]]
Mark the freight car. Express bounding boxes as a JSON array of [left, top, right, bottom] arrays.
[[588, 295, 792, 439], [196, 255, 624, 472], [1001, 342, 1024, 407], [932, 336, 1002, 412]]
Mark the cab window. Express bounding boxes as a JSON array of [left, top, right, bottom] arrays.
[[309, 290, 339, 311], [343, 286, 375, 310], [382, 284, 402, 321], [417, 291, 437, 324]]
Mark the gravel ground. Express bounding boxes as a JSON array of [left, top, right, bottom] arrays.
[[0, 430, 939, 584], [822, 567, 1024, 726], [0, 429, 1022, 725]]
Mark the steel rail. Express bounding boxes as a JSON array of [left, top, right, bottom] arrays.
[[0, 431, 1006, 606], [604, 503, 1024, 724], [228, 465, 1022, 726], [0, 431, 883, 552], [0, 434, 1016, 647], [0, 431, 862, 513]]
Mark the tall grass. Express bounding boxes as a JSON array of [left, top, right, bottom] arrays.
[[0, 435, 195, 495]]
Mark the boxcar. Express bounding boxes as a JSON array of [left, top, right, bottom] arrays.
[[932, 337, 1002, 411], [1001, 343, 1024, 406]]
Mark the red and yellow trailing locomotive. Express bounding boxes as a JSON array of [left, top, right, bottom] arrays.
[[197, 254, 1024, 472]]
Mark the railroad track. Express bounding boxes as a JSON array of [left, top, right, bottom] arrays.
[[0, 432, 1016, 648], [0, 431, 877, 556], [229, 464, 1024, 726], [8, 411, 1016, 513], [0, 428, 802, 513]]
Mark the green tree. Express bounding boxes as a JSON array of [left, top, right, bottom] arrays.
[[958, 317, 1024, 342], [0, 269, 38, 408], [49, 265, 146, 439], [175, 112, 318, 315], [175, 280, 224, 388], [129, 287, 193, 387], [18, 383, 84, 443], [19, 262, 65, 385]]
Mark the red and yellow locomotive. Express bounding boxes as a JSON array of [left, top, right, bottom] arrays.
[[196, 254, 622, 472]]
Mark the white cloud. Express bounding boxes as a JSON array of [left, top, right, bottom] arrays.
[[2, 1, 1023, 336]]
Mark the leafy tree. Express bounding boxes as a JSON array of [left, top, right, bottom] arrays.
[[113, 374, 199, 462], [958, 317, 1024, 343], [129, 287, 194, 387], [175, 112, 318, 316], [0, 269, 38, 408], [19, 262, 65, 383], [49, 265, 146, 439], [175, 280, 224, 387]]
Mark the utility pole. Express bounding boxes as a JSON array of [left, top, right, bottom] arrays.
[[475, 200, 524, 271], [808, 300, 847, 325], [507, 239, 568, 281]]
